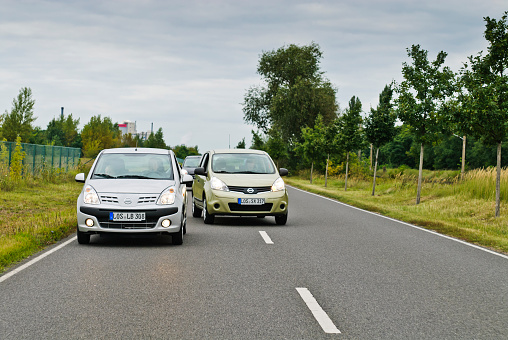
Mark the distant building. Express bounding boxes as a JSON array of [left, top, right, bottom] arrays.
[[118, 120, 137, 135]]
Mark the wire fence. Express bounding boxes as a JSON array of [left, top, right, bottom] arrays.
[[0, 141, 81, 174]]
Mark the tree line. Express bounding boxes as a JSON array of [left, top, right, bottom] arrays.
[[242, 12, 508, 216], [0, 90, 199, 160]]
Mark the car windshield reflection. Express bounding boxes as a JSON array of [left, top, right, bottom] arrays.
[[91, 153, 174, 180], [211, 153, 275, 174]]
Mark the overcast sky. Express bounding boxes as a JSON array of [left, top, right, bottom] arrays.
[[1, 0, 506, 152]]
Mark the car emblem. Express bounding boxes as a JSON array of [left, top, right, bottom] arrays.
[[246, 188, 255, 194], [124, 197, 132, 204]]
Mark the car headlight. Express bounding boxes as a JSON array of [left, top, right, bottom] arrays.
[[83, 185, 100, 204], [271, 177, 285, 192], [210, 176, 229, 191], [157, 187, 176, 205]]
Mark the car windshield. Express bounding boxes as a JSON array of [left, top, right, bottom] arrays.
[[211, 153, 275, 174], [183, 157, 201, 168], [92, 153, 174, 180]]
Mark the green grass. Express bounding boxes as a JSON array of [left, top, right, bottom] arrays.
[[286, 170, 508, 255], [0, 171, 84, 274]]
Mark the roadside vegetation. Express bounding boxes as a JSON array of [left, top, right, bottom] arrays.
[[286, 167, 508, 255], [0, 140, 90, 274]]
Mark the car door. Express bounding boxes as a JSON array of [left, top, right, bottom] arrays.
[[192, 152, 209, 204]]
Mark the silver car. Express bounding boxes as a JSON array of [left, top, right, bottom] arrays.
[[75, 148, 193, 245]]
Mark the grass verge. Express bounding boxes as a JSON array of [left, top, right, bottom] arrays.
[[0, 180, 82, 274], [286, 174, 508, 255]]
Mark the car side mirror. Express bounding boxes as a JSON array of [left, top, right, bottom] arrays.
[[194, 167, 206, 176], [75, 173, 85, 183], [182, 174, 193, 184], [279, 168, 288, 176]]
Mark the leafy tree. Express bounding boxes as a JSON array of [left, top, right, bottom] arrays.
[[81, 115, 120, 157], [396, 44, 455, 204], [9, 136, 26, 181], [243, 42, 338, 145], [1, 87, 36, 142], [145, 128, 167, 149], [235, 138, 246, 149], [46, 113, 81, 147], [453, 12, 508, 217], [264, 129, 288, 168], [295, 116, 327, 183], [250, 130, 266, 151], [338, 96, 364, 190], [365, 85, 396, 195], [172, 144, 200, 160]]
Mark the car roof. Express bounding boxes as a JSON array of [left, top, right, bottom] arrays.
[[209, 149, 267, 155], [100, 147, 172, 155]]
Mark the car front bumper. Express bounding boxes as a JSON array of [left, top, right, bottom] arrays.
[[77, 205, 183, 234], [205, 189, 288, 216]]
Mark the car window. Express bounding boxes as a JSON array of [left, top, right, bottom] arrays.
[[200, 153, 209, 169], [92, 153, 174, 180], [183, 157, 201, 167], [211, 153, 275, 174]]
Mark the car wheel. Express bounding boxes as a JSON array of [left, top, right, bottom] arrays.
[[203, 197, 215, 224], [172, 225, 184, 245], [77, 228, 90, 244], [182, 213, 187, 235], [275, 214, 287, 225], [192, 198, 202, 218]]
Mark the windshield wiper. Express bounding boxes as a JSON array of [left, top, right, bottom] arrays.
[[93, 173, 116, 179], [116, 175, 155, 179], [236, 171, 262, 174], [213, 170, 230, 174]]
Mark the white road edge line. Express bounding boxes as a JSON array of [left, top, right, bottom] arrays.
[[259, 231, 274, 244], [296, 287, 341, 334], [289, 185, 508, 260], [0, 236, 77, 283]]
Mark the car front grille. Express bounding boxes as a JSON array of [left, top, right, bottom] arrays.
[[100, 195, 119, 204], [98, 221, 157, 229], [228, 186, 272, 194], [138, 196, 157, 204], [228, 203, 273, 212]]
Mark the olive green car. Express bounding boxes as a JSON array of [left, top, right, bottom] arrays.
[[191, 149, 289, 225]]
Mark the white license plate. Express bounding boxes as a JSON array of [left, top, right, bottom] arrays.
[[238, 198, 265, 205], [109, 212, 146, 221]]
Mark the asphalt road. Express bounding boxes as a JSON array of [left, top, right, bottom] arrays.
[[1, 186, 507, 339]]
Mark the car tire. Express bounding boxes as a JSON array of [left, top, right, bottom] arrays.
[[77, 228, 90, 244], [192, 198, 202, 218], [172, 225, 184, 245], [275, 214, 287, 225], [203, 197, 215, 224]]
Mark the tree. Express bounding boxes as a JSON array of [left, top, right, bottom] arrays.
[[46, 113, 80, 147], [295, 115, 327, 183], [145, 128, 167, 149], [1, 87, 36, 142], [250, 130, 266, 151], [81, 115, 120, 157], [235, 138, 246, 149], [396, 44, 455, 204], [338, 96, 364, 190], [364, 85, 397, 195], [243, 42, 338, 145], [453, 11, 508, 217]]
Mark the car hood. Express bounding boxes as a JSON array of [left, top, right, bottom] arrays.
[[212, 173, 279, 187], [87, 179, 176, 194]]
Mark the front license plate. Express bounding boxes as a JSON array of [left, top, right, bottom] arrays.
[[109, 212, 146, 221], [238, 198, 265, 205]]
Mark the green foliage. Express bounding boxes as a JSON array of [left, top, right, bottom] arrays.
[[145, 127, 167, 149], [81, 115, 120, 157], [396, 45, 455, 145], [235, 138, 246, 149], [1, 87, 36, 142], [455, 11, 508, 147], [364, 85, 396, 149], [46, 113, 81, 148], [243, 42, 338, 145], [338, 96, 364, 152], [172, 144, 199, 160], [9, 136, 26, 182], [250, 130, 266, 151]]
